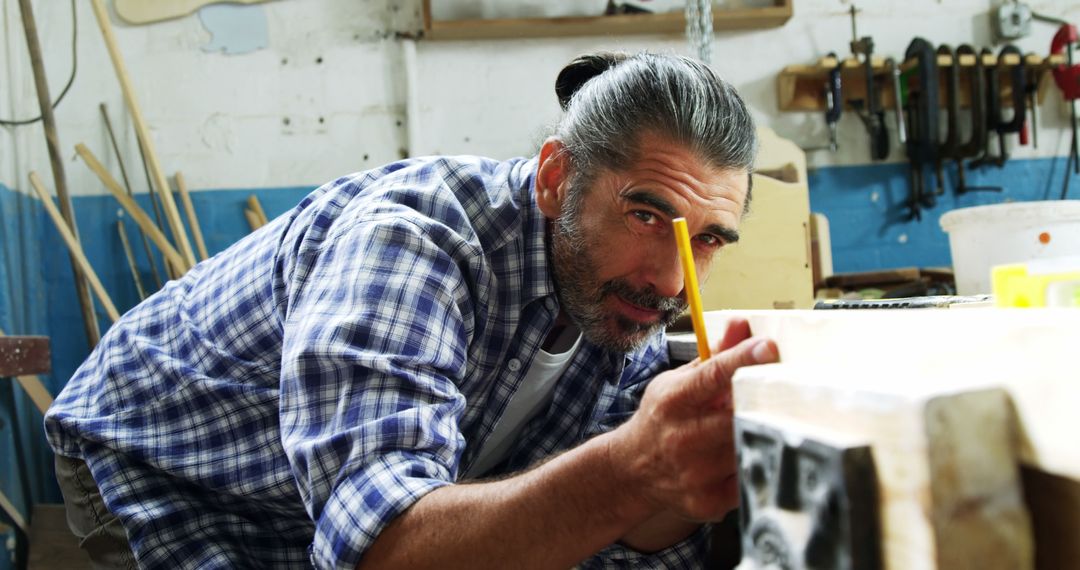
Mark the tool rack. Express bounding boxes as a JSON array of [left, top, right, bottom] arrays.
[[778, 53, 1068, 112]]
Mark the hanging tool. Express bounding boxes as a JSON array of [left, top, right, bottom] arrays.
[[847, 6, 889, 160], [824, 52, 842, 152], [903, 38, 940, 220], [803, 53, 843, 152], [886, 58, 906, 144], [1050, 23, 1080, 200], [996, 45, 1028, 148], [952, 44, 1002, 194]]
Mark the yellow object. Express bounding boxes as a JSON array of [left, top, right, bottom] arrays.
[[673, 218, 710, 360], [992, 259, 1080, 308]]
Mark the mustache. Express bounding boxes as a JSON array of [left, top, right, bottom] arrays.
[[600, 279, 687, 315]]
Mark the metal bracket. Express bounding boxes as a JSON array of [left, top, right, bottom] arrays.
[[736, 415, 880, 570]]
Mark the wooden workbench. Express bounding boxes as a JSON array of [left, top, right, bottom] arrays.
[[670, 309, 1079, 570]]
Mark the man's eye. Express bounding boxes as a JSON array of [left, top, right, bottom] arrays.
[[697, 234, 722, 248], [631, 211, 657, 224]]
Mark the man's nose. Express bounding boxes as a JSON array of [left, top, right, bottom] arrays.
[[643, 239, 686, 299]]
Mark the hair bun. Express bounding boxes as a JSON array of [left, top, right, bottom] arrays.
[[555, 52, 628, 111]]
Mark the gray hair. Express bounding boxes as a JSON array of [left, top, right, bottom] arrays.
[[553, 52, 757, 210]]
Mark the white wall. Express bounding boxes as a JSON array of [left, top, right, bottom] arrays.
[[2, 0, 1078, 197]]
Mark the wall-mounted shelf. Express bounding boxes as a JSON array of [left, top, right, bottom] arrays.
[[421, 0, 793, 41], [778, 53, 1067, 113]]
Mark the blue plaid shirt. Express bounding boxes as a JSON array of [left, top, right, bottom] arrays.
[[45, 156, 711, 568]]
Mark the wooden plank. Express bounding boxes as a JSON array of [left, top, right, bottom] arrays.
[[778, 54, 1066, 112], [0, 337, 49, 377], [424, 3, 792, 40], [244, 209, 262, 232], [246, 195, 269, 227], [29, 173, 122, 323], [0, 329, 53, 415]]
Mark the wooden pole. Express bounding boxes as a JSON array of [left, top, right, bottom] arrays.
[[75, 144, 188, 272], [247, 194, 269, 226], [100, 102, 163, 289], [244, 209, 262, 232], [29, 173, 121, 323], [18, 0, 101, 348], [174, 172, 209, 260], [89, 0, 196, 269], [116, 213, 147, 300]]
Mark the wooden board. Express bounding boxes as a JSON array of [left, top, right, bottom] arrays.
[[115, 0, 270, 25], [699, 127, 813, 310], [0, 337, 49, 377]]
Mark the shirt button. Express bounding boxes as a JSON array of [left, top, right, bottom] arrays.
[[545, 298, 556, 311], [507, 358, 522, 372]]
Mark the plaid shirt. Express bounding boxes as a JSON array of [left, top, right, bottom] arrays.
[[45, 156, 711, 569]]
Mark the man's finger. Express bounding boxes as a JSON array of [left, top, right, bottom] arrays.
[[713, 318, 751, 354], [684, 337, 779, 401]]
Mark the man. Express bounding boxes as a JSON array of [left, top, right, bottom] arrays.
[[45, 51, 777, 569]]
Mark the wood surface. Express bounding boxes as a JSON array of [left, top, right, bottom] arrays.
[[75, 144, 188, 273], [116, 218, 147, 300], [29, 173, 121, 323], [669, 309, 1080, 569], [244, 209, 263, 232], [246, 195, 269, 227], [0, 337, 49, 377], [90, 0, 196, 270]]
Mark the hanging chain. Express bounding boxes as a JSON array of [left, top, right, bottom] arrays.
[[685, 0, 713, 65]]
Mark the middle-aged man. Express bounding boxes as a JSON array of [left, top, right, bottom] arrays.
[[45, 51, 778, 569]]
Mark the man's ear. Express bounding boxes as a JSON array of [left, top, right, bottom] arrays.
[[536, 137, 571, 220]]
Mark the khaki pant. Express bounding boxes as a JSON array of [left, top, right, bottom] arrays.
[[54, 454, 137, 570]]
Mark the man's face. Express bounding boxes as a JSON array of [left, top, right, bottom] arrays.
[[545, 134, 749, 353]]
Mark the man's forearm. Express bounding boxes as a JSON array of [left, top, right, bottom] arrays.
[[358, 430, 655, 569]]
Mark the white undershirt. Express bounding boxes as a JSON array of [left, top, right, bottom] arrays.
[[464, 332, 582, 479]]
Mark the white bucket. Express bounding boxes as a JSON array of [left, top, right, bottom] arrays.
[[939, 201, 1080, 295]]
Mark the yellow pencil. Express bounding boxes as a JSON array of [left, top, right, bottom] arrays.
[[672, 218, 710, 361]]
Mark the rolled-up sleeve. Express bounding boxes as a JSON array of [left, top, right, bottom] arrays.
[[581, 524, 712, 569], [278, 215, 477, 569]]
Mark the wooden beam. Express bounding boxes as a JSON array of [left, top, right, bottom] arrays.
[[0, 336, 49, 377], [17, 0, 101, 348], [246, 195, 269, 227], [29, 173, 121, 323], [90, 0, 196, 270]]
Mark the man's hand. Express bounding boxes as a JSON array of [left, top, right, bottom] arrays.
[[612, 318, 778, 522]]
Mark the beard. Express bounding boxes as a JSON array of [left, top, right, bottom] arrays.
[[548, 181, 688, 353]]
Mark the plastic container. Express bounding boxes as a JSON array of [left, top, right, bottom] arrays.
[[939, 201, 1080, 295]]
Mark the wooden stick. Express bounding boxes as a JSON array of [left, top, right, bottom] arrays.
[[101, 102, 163, 289], [244, 209, 263, 232], [90, 0, 196, 269], [175, 172, 209, 260], [76, 144, 188, 272], [116, 212, 147, 300], [18, 0, 101, 348], [0, 328, 54, 416], [29, 172, 121, 322], [247, 194, 269, 226]]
